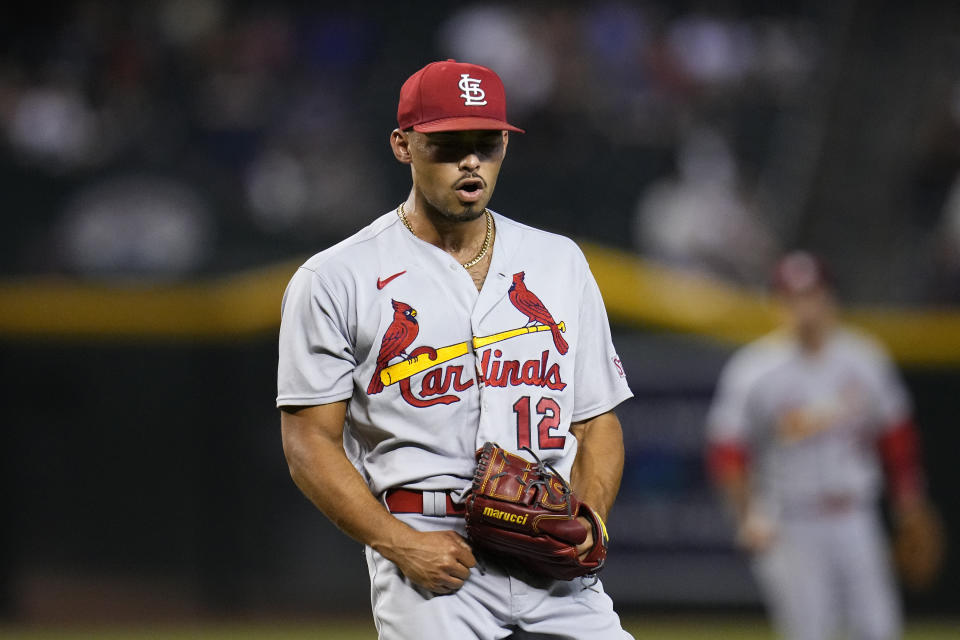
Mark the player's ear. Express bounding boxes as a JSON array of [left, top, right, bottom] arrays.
[[502, 131, 509, 154], [391, 129, 413, 164]]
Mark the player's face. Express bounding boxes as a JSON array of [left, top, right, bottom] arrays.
[[781, 286, 836, 341], [396, 129, 508, 222]]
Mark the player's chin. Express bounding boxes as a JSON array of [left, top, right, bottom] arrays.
[[445, 202, 487, 222]]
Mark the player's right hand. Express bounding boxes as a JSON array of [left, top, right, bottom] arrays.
[[383, 529, 477, 594], [737, 511, 777, 553]]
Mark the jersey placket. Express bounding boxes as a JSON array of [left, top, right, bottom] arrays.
[[471, 271, 514, 450], [400, 222, 493, 449], [468, 219, 522, 451]]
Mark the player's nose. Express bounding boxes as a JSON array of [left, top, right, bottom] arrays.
[[458, 152, 480, 173]]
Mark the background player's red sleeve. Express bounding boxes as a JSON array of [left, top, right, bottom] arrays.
[[878, 419, 925, 504], [707, 441, 750, 485]]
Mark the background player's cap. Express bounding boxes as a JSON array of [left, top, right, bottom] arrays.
[[397, 59, 524, 133], [771, 250, 833, 294]]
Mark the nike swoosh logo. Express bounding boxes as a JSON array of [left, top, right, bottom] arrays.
[[377, 270, 407, 290]]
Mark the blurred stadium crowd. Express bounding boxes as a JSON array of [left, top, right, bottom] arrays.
[[1, 1, 957, 301]]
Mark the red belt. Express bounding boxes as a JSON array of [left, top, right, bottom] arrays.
[[384, 488, 465, 516], [818, 494, 857, 515], [783, 494, 863, 518]]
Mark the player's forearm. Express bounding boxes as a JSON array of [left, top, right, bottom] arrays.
[[569, 411, 624, 521], [716, 473, 752, 523], [878, 419, 926, 509], [280, 408, 412, 553], [706, 442, 753, 522]]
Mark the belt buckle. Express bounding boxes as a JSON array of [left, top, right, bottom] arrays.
[[420, 490, 442, 517]]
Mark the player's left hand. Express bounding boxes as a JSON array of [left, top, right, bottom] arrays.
[[893, 498, 945, 591], [575, 515, 595, 560], [464, 443, 608, 580]]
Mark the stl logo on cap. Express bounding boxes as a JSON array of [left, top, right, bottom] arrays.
[[396, 60, 524, 133], [458, 73, 487, 106]]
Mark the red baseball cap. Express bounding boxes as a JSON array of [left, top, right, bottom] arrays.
[[397, 59, 524, 133], [771, 251, 833, 294]]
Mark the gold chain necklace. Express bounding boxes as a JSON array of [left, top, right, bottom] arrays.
[[397, 203, 493, 269]]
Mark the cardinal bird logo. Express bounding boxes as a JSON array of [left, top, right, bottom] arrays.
[[367, 299, 419, 394], [508, 271, 569, 355]]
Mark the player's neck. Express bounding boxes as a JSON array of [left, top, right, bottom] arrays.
[[403, 197, 490, 258], [796, 323, 833, 355]]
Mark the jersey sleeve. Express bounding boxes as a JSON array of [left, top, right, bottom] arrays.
[[571, 261, 633, 422], [276, 266, 356, 407], [706, 353, 755, 445], [860, 336, 912, 432]]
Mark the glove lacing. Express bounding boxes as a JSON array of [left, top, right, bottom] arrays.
[[520, 446, 574, 516]]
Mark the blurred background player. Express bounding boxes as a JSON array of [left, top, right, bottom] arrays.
[[706, 250, 944, 640]]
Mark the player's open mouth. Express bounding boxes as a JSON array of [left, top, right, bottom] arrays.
[[455, 178, 484, 202]]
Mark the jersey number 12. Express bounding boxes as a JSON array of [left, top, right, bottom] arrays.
[[513, 396, 565, 450]]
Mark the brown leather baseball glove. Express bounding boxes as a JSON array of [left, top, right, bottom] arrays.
[[893, 500, 946, 591], [464, 442, 608, 581]]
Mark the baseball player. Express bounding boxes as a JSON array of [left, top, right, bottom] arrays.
[[706, 251, 942, 640], [277, 60, 634, 638]]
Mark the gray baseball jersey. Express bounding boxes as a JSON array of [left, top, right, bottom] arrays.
[[276, 208, 632, 498], [706, 328, 910, 514]]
